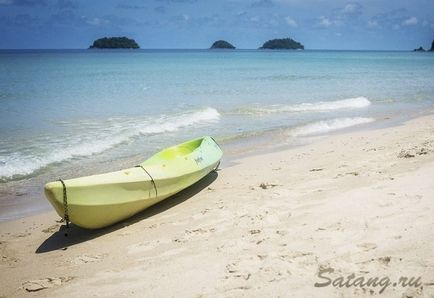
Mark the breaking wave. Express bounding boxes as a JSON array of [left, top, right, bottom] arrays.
[[289, 117, 375, 137], [237, 97, 371, 114], [0, 108, 220, 180]]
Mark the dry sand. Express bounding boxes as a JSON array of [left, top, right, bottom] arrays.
[[1, 115, 434, 297]]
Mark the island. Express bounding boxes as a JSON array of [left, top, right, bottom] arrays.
[[430, 39, 434, 51], [413, 46, 425, 52], [259, 38, 304, 50], [89, 37, 140, 49], [210, 40, 236, 49]]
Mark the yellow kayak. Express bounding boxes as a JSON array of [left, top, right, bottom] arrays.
[[44, 136, 222, 229]]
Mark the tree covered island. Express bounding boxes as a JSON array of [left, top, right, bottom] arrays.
[[89, 37, 140, 49], [259, 38, 304, 50], [210, 40, 236, 49]]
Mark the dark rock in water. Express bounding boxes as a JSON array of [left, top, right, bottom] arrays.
[[89, 37, 139, 49], [413, 46, 425, 52], [210, 40, 236, 49], [430, 39, 434, 51], [259, 38, 304, 50]]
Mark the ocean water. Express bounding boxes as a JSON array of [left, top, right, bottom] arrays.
[[1, 49, 434, 219]]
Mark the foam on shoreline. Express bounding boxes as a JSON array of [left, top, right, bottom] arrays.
[[236, 97, 371, 115], [0, 108, 220, 181], [288, 117, 375, 137]]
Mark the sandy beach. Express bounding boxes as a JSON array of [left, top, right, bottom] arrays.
[[1, 114, 434, 297]]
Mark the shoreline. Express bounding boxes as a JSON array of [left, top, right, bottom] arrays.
[[224, 106, 434, 161], [1, 107, 433, 223], [1, 113, 434, 296]]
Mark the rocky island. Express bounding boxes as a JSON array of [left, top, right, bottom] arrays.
[[431, 39, 434, 51], [413, 46, 426, 52], [210, 40, 236, 49], [259, 38, 304, 50], [89, 37, 140, 49]]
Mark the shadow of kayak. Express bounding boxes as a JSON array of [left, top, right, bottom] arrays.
[[36, 171, 218, 253]]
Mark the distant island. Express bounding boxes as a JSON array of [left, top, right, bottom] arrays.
[[259, 38, 304, 50], [413, 39, 434, 52], [89, 37, 140, 49], [210, 40, 235, 49]]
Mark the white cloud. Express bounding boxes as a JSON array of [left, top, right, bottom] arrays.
[[318, 16, 333, 27], [402, 16, 418, 26], [250, 16, 260, 22], [86, 18, 101, 26], [86, 17, 109, 26], [342, 3, 360, 14], [367, 20, 379, 28], [285, 16, 297, 27]]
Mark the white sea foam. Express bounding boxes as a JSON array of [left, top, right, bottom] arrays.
[[138, 107, 220, 134], [0, 136, 129, 180], [0, 108, 220, 180], [289, 117, 375, 137], [241, 97, 371, 114]]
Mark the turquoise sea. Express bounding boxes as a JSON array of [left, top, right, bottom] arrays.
[[1, 49, 434, 219]]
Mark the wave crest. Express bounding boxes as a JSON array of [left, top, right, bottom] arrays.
[[139, 107, 220, 134], [238, 97, 371, 114], [289, 117, 375, 137], [0, 108, 220, 181]]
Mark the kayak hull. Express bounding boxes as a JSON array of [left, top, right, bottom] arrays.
[[44, 136, 222, 229]]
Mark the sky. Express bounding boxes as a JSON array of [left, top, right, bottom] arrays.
[[0, 0, 433, 50]]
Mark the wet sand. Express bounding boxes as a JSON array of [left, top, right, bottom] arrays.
[[1, 114, 434, 297]]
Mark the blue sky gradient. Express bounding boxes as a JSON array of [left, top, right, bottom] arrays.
[[0, 0, 433, 50]]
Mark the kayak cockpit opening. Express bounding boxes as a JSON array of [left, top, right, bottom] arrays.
[[158, 138, 204, 160]]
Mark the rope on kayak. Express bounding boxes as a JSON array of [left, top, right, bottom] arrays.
[[135, 165, 158, 198], [58, 178, 69, 236]]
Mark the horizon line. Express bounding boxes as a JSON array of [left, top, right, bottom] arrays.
[[0, 48, 421, 52]]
